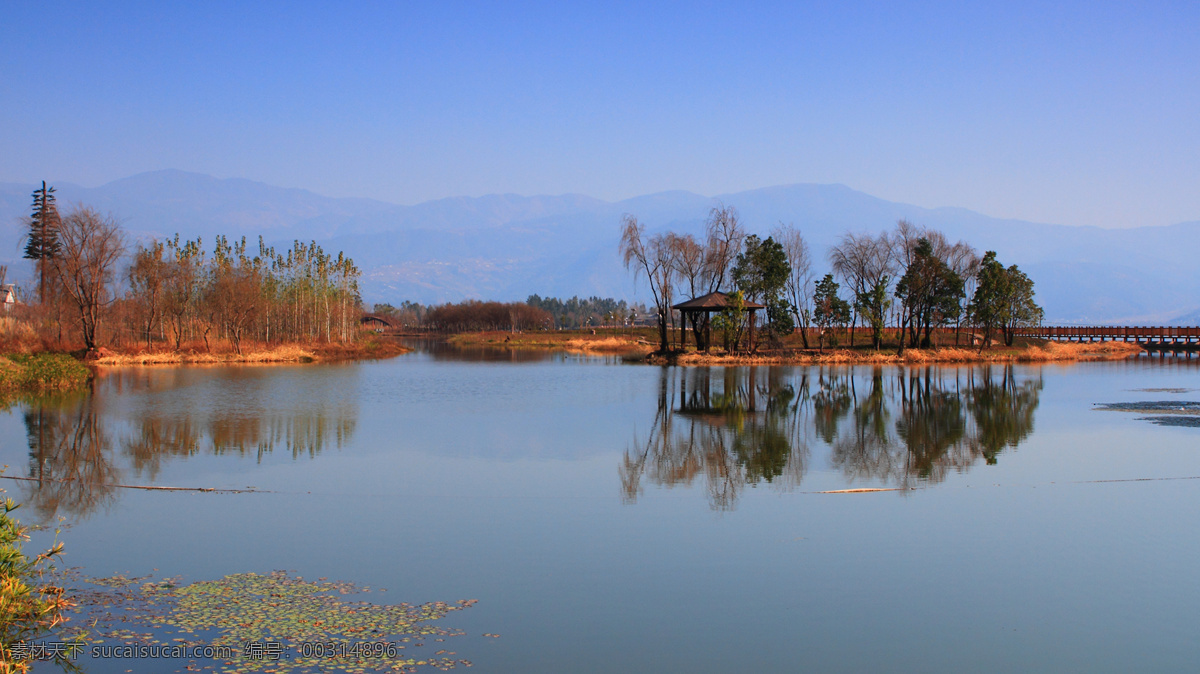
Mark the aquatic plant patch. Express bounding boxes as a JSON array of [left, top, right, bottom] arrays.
[[1094, 400, 1200, 429], [1094, 400, 1200, 413], [61, 570, 478, 673]]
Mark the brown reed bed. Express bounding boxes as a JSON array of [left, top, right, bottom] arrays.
[[92, 344, 321, 365], [449, 330, 655, 354]]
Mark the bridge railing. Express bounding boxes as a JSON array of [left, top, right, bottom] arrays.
[[1011, 326, 1200, 341]]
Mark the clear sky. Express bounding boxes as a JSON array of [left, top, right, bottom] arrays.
[[1, 1, 1197, 228]]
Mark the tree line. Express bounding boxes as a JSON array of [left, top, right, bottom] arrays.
[[620, 204, 1043, 353], [524, 295, 634, 328], [19, 183, 362, 354], [372, 295, 647, 332]]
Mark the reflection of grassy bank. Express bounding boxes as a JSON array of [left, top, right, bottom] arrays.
[[657, 340, 1143, 365], [0, 353, 91, 394]]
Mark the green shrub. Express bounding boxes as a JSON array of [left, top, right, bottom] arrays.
[[0, 354, 91, 394], [1, 496, 72, 672]]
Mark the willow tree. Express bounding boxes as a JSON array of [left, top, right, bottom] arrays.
[[772, 223, 813, 348], [620, 214, 675, 353]]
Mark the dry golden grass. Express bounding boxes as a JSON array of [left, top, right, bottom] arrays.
[[449, 330, 654, 354], [94, 344, 319, 366], [0, 316, 37, 341], [563, 336, 654, 353]]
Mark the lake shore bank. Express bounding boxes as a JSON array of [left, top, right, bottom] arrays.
[[0, 337, 408, 395], [444, 330, 1145, 364], [647, 339, 1144, 365], [89, 336, 411, 366]]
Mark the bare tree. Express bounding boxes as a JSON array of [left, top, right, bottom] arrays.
[[667, 232, 707, 348], [620, 214, 676, 352], [936, 237, 980, 345], [53, 207, 126, 351], [702, 203, 745, 294], [890, 220, 925, 347], [829, 231, 894, 349], [772, 223, 813, 348], [668, 232, 706, 299]]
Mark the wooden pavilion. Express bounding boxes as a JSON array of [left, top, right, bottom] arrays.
[[672, 291, 765, 352]]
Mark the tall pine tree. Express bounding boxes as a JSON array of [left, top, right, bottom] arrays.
[[24, 181, 62, 304]]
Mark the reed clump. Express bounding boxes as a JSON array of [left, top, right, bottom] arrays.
[[449, 330, 654, 354], [563, 336, 654, 353], [93, 344, 319, 365]]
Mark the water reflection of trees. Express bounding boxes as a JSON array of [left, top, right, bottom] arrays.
[[125, 409, 357, 480], [16, 369, 359, 520], [622, 365, 1042, 509], [622, 367, 812, 510], [24, 392, 120, 519]]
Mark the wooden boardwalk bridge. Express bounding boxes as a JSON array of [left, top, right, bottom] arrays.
[[1014, 326, 1200, 345]]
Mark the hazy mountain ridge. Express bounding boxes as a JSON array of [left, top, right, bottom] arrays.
[[1, 170, 1196, 323]]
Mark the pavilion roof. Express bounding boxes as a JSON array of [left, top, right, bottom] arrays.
[[672, 291, 765, 311]]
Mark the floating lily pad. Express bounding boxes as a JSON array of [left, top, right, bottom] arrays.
[[62, 570, 479, 673]]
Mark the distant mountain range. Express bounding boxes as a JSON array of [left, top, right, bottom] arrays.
[[1, 169, 1197, 324]]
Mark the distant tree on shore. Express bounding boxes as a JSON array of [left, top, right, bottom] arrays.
[[772, 223, 814, 348], [424, 300, 549, 332], [732, 234, 793, 341], [525, 295, 629, 328], [969, 251, 1043, 347], [620, 214, 675, 352], [894, 238, 965, 349], [53, 207, 126, 351], [127, 240, 168, 348], [812, 274, 850, 351], [24, 181, 62, 305], [829, 232, 894, 349]]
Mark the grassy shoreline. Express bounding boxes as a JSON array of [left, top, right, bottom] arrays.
[[0, 337, 409, 398], [0, 353, 92, 395]]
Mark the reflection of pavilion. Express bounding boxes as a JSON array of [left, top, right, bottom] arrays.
[[672, 292, 765, 351], [675, 366, 767, 426]]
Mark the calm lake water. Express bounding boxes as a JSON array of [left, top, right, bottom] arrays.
[[6, 342, 1200, 673]]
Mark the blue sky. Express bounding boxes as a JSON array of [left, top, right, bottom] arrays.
[[1, 1, 1197, 228]]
